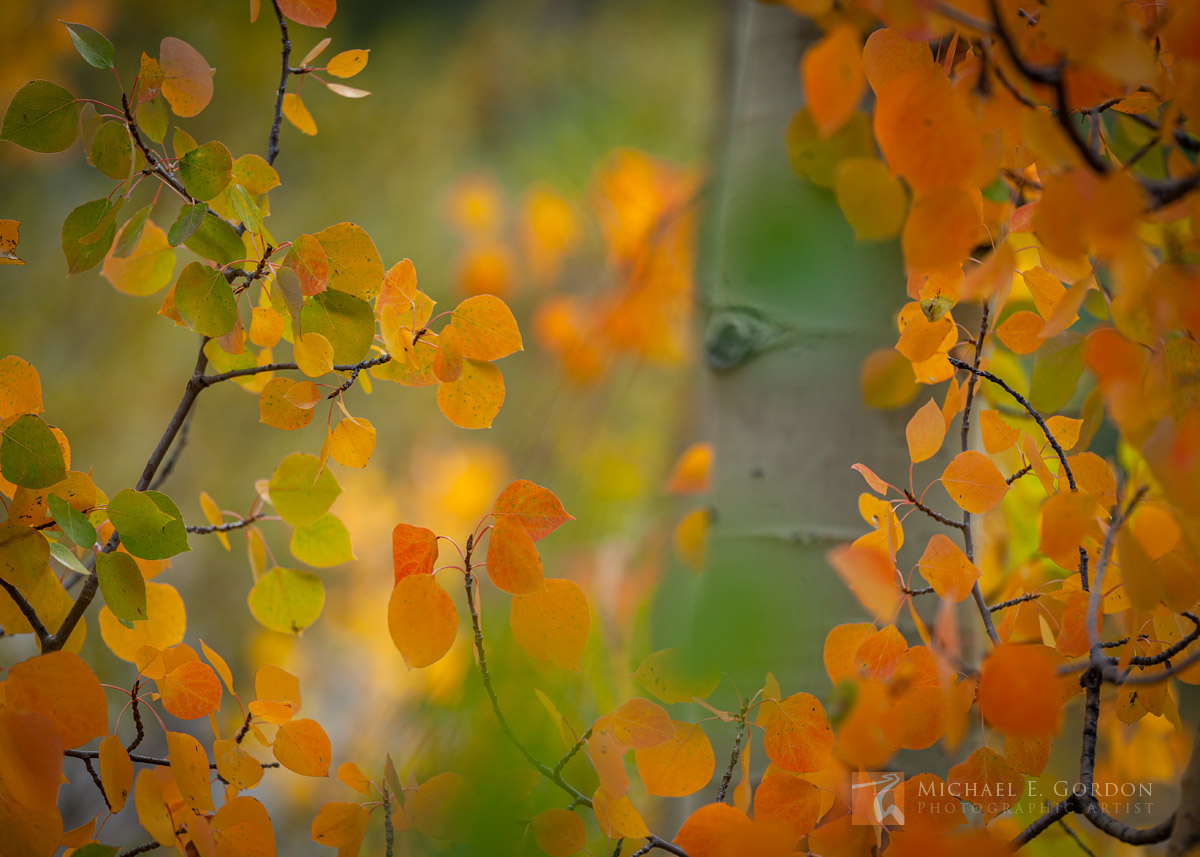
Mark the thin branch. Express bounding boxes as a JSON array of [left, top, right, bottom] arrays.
[[267, 0, 292, 167], [1104, 645, 1200, 686], [45, 340, 211, 652], [1168, 721, 1200, 856], [148, 408, 194, 491], [383, 782, 395, 857], [119, 840, 165, 857], [128, 679, 146, 753], [903, 489, 968, 531], [958, 302, 1000, 644], [200, 352, 392, 386], [1057, 814, 1097, 857], [989, 592, 1042, 612], [1085, 487, 1147, 653], [1007, 462, 1034, 484], [1014, 798, 1074, 847], [947, 356, 1076, 492], [186, 514, 264, 535], [715, 705, 748, 804], [82, 754, 109, 808], [0, 577, 51, 645], [553, 727, 593, 777], [1079, 803, 1175, 845]]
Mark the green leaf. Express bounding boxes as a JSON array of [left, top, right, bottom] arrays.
[[275, 266, 304, 334], [0, 520, 50, 590], [300, 290, 374, 364], [1030, 332, 1085, 414], [174, 261, 237, 337], [203, 339, 256, 376], [68, 845, 118, 857], [290, 514, 355, 568], [89, 120, 131, 180], [248, 567, 325, 634], [228, 184, 266, 237], [168, 202, 207, 246], [62, 198, 117, 274], [48, 540, 89, 575], [178, 140, 232, 202], [62, 21, 115, 69], [1, 80, 78, 153], [112, 205, 153, 258], [47, 493, 97, 548], [107, 489, 190, 560], [268, 453, 342, 527], [1, 414, 67, 489], [96, 551, 147, 621], [136, 95, 168, 144], [183, 212, 244, 265]]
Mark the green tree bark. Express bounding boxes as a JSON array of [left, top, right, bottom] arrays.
[[687, 0, 912, 697]]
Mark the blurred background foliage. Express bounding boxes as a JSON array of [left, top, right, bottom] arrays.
[[1, 0, 719, 851]]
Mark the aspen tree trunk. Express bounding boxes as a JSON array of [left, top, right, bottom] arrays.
[[687, 1, 913, 696]]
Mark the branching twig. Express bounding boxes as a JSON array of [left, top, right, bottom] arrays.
[[383, 782, 395, 857], [267, 0, 292, 167], [0, 577, 51, 643], [201, 353, 392, 387], [128, 680, 146, 753], [553, 727, 593, 776], [903, 489, 968, 531], [989, 592, 1042, 612]]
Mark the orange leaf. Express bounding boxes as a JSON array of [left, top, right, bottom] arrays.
[[947, 747, 1023, 820], [979, 410, 1018, 454], [311, 800, 370, 849], [761, 692, 834, 773], [916, 534, 980, 602], [166, 731, 213, 812], [902, 773, 965, 834], [851, 463, 891, 495], [863, 28, 933, 93], [278, 0, 336, 28], [213, 737, 263, 790], [995, 310, 1045, 354], [492, 479, 574, 540], [587, 728, 630, 797], [158, 659, 222, 720], [510, 578, 590, 670], [282, 93, 317, 135], [392, 523, 439, 582], [823, 623, 874, 684], [592, 787, 649, 839], [531, 808, 586, 857], [978, 644, 1064, 738], [902, 185, 984, 274], [803, 25, 865, 137], [854, 624, 907, 680], [753, 771, 821, 840], [336, 760, 373, 796], [485, 515, 543, 594], [860, 347, 919, 409], [675, 803, 754, 857], [1005, 733, 1052, 776], [828, 543, 902, 623], [941, 450, 1008, 513], [387, 573, 458, 669], [886, 685, 946, 750], [273, 718, 331, 776], [6, 651, 107, 748], [906, 398, 946, 463], [159, 37, 213, 118], [284, 233, 329, 296], [666, 442, 713, 495], [0, 355, 43, 420], [874, 66, 982, 193], [635, 720, 715, 797], [0, 709, 62, 811], [609, 698, 675, 749], [895, 310, 954, 364], [449, 294, 523, 361]]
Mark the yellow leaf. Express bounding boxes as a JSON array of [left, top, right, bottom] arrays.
[[99, 733, 133, 812], [329, 416, 375, 468], [510, 578, 590, 670], [166, 731, 214, 812], [325, 49, 369, 78], [634, 720, 715, 797], [282, 92, 317, 135], [294, 331, 334, 377], [905, 398, 946, 463], [387, 574, 458, 668], [273, 718, 331, 776], [941, 451, 1008, 513]]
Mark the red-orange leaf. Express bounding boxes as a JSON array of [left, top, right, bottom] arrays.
[[387, 573, 458, 668], [941, 450, 1008, 513], [978, 644, 1064, 738], [510, 578, 590, 670], [485, 514, 543, 594], [947, 747, 1023, 821], [761, 692, 834, 774], [828, 543, 902, 623], [392, 523, 439, 582], [753, 771, 821, 840], [592, 787, 649, 839], [6, 651, 107, 749], [492, 479, 573, 541]]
